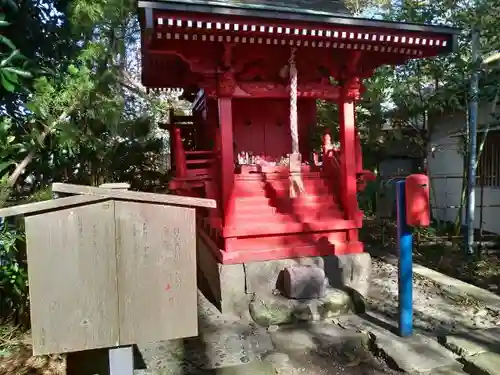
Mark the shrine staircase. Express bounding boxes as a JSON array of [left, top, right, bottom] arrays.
[[216, 166, 361, 263], [168, 113, 218, 194]]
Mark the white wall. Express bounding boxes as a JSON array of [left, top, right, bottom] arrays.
[[428, 107, 500, 234]]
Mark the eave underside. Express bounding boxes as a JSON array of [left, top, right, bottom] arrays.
[[139, 8, 458, 93]]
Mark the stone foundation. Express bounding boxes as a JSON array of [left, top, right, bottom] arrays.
[[197, 236, 372, 319]]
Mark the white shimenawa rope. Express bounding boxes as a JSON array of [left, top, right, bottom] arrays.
[[289, 47, 305, 198], [290, 48, 299, 155]]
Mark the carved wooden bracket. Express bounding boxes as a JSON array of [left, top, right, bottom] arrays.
[[217, 71, 237, 97], [202, 80, 341, 99], [341, 77, 363, 102]]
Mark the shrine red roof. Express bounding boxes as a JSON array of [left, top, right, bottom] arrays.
[[139, 0, 459, 55], [146, 0, 350, 17], [138, 0, 460, 91]]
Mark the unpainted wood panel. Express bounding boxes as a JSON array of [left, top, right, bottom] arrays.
[[115, 201, 198, 345], [25, 202, 119, 355], [52, 183, 216, 208], [0, 195, 108, 218]]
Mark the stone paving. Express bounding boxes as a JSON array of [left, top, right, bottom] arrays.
[[135, 255, 500, 375], [440, 327, 500, 375], [134, 291, 396, 375]]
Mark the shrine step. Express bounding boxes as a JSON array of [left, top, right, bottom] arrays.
[[225, 231, 347, 253], [234, 179, 335, 197], [234, 170, 325, 180], [234, 186, 333, 197], [234, 176, 331, 186], [232, 206, 343, 222], [234, 194, 338, 208], [232, 204, 343, 219], [224, 217, 357, 237]]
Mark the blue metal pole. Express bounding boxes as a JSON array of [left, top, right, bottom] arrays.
[[396, 180, 413, 337]]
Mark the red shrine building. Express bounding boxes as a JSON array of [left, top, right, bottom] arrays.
[[138, 0, 458, 304]]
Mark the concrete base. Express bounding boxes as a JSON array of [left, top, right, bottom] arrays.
[[324, 252, 372, 298], [197, 235, 372, 318], [197, 236, 251, 319]]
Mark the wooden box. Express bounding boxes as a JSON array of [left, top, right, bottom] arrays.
[[0, 184, 215, 355]]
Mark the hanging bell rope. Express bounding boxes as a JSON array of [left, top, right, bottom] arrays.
[[289, 47, 305, 198]]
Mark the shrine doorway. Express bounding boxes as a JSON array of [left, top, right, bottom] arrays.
[[233, 99, 316, 163], [233, 99, 291, 161]]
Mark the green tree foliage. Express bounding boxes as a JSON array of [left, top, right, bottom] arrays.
[[316, 0, 500, 220], [0, 0, 175, 322]]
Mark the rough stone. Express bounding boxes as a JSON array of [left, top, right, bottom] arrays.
[[341, 314, 460, 374], [324, 253, 372, 298], [270, 328, 318, 352], [439, 328, 500, 357], [249, 288, 353, 327], [375, 333, 459, 374], [280, 266, 327, 299], [262, 352, 291, 369], [245, 257, 324, 294], [463, 352, 500, 375], [269, 322, 368, 353], [430, 364, 470, 375], [214, 361, 278, 375]]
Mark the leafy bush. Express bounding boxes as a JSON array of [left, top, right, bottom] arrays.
[[0, 219, 28, 325]]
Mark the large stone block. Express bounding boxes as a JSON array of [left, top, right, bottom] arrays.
[[324, 253, 372, 298], [280, 266, 327, 299], [197, 237, 250, 318]]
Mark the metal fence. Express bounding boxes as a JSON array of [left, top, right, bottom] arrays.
[[371, 173, 500, 248]]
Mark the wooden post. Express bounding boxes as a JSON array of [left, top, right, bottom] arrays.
[[218, 97, 234, 226], [173, 126, 187, 178], [102, 184, 134, 375], [65, 183, 135, 375], [339, 95, 358, 222], [109, 346, 133, 375]]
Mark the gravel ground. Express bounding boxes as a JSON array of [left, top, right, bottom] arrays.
[[369, 257, 500, 334]]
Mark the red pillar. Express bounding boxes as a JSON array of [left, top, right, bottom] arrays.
[[339, 96, 358, 223], [172, 126, 187, 178], [218, 97, 235, 227]]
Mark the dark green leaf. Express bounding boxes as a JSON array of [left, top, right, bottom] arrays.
[[0, 35, 15, 50], [3, 67, 32, 78], [0, 73, 16, 92], [0, 161, 14, 174], [0, 49, 20, 67], [3, 70, 19, 84]]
